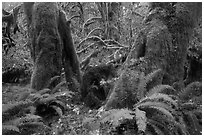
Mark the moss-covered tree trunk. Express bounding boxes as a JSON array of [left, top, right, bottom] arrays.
[[105, 2, 202, 109], [24, 3, 63, 91], [24, 2, 81, 91]]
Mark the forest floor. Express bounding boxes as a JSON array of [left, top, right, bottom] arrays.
[[2, 83, 99, 135]]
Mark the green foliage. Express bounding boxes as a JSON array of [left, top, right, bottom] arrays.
[[2, 77, 74, 135], [27, 80, 74, 119], [85, 79, 202, 135], [101, 109, 134, 127], [136, 69, 163, 100], [176, 82, 202, 135], [178, 81, 202, 103], [2, 101, 49, 135]]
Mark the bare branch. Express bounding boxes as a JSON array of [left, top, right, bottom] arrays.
[[78, 36, 106, 49], [83, 17, 102, 29], [86, 27, 104, 37], [104, 39, 129, 48], [68, 15, 81, 22]]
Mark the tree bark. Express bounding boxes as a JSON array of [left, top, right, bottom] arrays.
[[105, 2, 202, 109]]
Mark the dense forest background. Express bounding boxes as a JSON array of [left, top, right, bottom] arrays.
[[2, 2, 202, 135]]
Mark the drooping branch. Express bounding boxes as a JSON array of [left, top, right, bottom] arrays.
[[83, 17, 102, 29], [71, 2, 83, 15], [78, 36, 106, 49], [104, 39, 129, 48], [67, 15, 81, 22], [86, 27, 104, 37]]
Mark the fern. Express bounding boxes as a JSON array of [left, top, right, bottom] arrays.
[[177, 82, 202, 135], [178, 101, 202, 135], [137, 93, 178, 109], [146, 119, 164, 135], [136, 69, 163, 100], [136, 102, 176, 118], [133, 90, 186, 135], [31, 80, 74, 119], [101, 109, 134, 127], [51, 81, 67, 94], [2, 100, 33, 123], [2, 125, 20, 135], [135, 108, 147, 133], [47, 75, 61, 88], [146, 84, 176, 97], [178, 81, 202, 102], [2, 111, 46, 135]]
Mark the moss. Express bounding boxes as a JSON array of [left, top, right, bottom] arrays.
[[105, 3, 202, 109]]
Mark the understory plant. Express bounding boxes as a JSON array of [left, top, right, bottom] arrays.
[[82, 70, 202, 135], [2, 76, 74, 135]]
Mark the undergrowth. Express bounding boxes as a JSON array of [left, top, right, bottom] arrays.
[[82, 70, 202, 135], [2, 71, 202, 135], [2, 76, 75, 135]]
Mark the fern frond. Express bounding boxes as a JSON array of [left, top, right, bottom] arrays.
[[51, 81, 67, 94], [18, 91, 31, 101], [137, 72, 146, 100], [180, 102, 198, 111], [143, 69, 163, 91], [101, 109, 134, 127], [49, 100, 66, 111], [137, 93, 178, 109], [50, 105, 63, 117], [148, 115, 183, 135], [146, 85, 176, 97], [2, 125, 20, 135], [139, 105, 174, 120], [146, 119, 165, 135], [35, 96, 56, 105], [182, 111, 202, 135], [147, 118, 175, 135], [18, 114, 42, 124], [179, 81, 202, 102], [136, 101, 176, 116], [18, 122, 46, 131], [135, 108, 147, 133], [136, 69, 163, 100], [2, 100, 33, 122], [47, 75, 61, 88]]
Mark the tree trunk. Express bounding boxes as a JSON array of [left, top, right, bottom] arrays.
[[24, 2, 81, 91], [105, 2, 202, 109]]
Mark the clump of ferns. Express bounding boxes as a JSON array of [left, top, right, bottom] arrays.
[[30, 76, 74, 120], [19, 75, 74, 120], [176, 81, 202, 135], [2, 100, 50, 135], [84, 69, 188, 135]]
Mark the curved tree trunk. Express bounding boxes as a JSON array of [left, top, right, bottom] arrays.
[[105, 2, 202, 109]]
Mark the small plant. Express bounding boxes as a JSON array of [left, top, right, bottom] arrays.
[[177, 81, 202, 135], [82, 70, 202, 135], [2, 100, 49, 135], [27, 80, 75, 119]]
